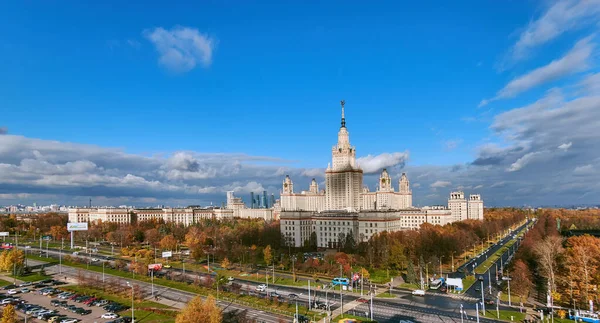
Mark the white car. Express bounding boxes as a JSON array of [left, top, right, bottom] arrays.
[[227, 277, 234, 282], [1, 299, 14, 305], [412, 289, 425, 296], [24, 245, 31, 249], [72, 252, 79, 255], [20, 288, 31, 293], [91, 258, 100, 262], [60, 319, 79, 323], [18, 282, 32, 287], [7, 289, 18, 295], [101, 313, 119, 319], [255, 284, 267, 292]]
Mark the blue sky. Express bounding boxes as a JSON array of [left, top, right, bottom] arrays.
[[1, 1, 600, 207]]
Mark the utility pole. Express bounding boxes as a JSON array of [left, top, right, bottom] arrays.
[[308, 280, 311, 309], [476, 302, 480, 323], [460, 304, 464, 323], [488, 269, 492, 295], [479, 277, 486, 314], [370, 284, 374, 321], [451, 252, 455, 272], [272, 262, 275, 284], [59, 238, 63, 275], [339, 264, 343, 318]]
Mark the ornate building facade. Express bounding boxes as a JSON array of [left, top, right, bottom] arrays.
[[280, 101, 484, 248]]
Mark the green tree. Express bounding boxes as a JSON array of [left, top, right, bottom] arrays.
[[263, 245, 273, 265], [388, 240, 407, 270], [343, 230, 356, 254], [1, 304, 16, 323], [406, 261, 417, 284]]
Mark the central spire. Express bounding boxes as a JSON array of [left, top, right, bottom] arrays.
[[340, 99, 346, 128]]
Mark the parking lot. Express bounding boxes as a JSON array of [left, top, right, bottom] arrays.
[[1, 280, 131, 323]]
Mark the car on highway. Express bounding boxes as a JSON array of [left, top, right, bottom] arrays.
[[412, 289, 425, 296], [357, 298, 369, 303], [163, 264, 172, 269], [255, 284, 267, 292], [484, 298, 495, 305], [72, 252, 79, 255], [288, 293, 298, 299], [91, 258, 100, 262], [101, 312, 119, 319]]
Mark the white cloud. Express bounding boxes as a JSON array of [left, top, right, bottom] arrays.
[[412, 183, 421, 188], [144, 26, 215, 73], [0, 127, 7, 135], [507, 151, 543, 172], [430, 180, 451, 188], [474, 185, 483, 189], [481, 36, 594, 106], [558, 142, 573, 150], [573, 164, 594, 175], [578, 72, 600, 94], [510, 0, 600, 61], [301, 168, 323, 178], [356, 152, 409, 174]]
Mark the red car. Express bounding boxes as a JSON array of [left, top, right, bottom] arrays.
[[357, 298, 369, 303]]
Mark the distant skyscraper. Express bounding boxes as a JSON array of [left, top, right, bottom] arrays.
[[250, 192, 255, 208], [270, 194, 275, 208], [263, 191, 268, 208]]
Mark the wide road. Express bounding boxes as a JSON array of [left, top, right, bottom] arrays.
[[22, 247, 506, 322], [39, 260, 289, 323]]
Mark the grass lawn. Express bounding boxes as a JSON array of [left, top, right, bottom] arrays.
[[376, 292, 395, 298], [498, 292, 525, 304], [332, 313, 376, 322], [124, 309, 177, 323], [462, 276, 477, 293], [398, 283, 420, 290], [0, 278, 12, 287], [10, 272, 51, 282], [483, 309, 525, 321]]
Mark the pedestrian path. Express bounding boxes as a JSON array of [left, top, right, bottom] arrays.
[[329, 299, 363, 319]]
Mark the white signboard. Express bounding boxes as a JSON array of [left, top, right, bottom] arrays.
[[67, 222, 88, 231], [162, 251, 172, 258], [0, 232, 9, 237]]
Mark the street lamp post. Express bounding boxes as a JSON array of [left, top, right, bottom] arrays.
[[440, 256, 444, 277], [479, 276, 485, 314], [102, 262, 105, 290], [126, 281, 135, 323]]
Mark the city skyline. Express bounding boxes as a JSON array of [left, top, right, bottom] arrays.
[[1, 1, 600, 207]]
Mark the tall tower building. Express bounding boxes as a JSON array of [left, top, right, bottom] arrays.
[[378, 169, 393, 192], [398, 172, 413, 208], [309, 178, 319, 194], [282, 175, 294, 194], [250, 192, 255, 208], [448, 191, 468, 221], [468, 194, 484, 220], [325, 100, 363, 211], [263, 191, 268, 208]]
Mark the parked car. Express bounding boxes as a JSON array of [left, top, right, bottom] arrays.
[[7, 289, 18, 295], [18, 282, 33, 287], [101, 313, 119, 319], [2, 284, 17, 290], [20, 288, 30, 293]]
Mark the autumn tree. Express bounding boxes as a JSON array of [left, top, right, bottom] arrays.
[[510, 259, 533, 300], [263, 245, 273, 265], [160, 234, 178, 252], [566, 235, 600, 302], [175, 295, 222, 323], [49, 225, 68, 241], [406, 261, 417, 284], [0, 249, 24, 273], [533, 235, 564, 293], [221, 257, 231, 269], [1, 304, 16, 323], [144, 228, 160, 247]]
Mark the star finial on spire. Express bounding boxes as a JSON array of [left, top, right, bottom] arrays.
[[340, 99, 346, 128]]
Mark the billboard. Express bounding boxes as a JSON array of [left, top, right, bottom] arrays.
[[67, 222, 88, 231], [162, 251, 172, 258], [148, 264, 163, 271], [0, 232, 9, 237]]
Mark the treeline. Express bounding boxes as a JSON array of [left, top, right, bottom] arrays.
[[355, 208, 528, 270], [510, 209, 600, 308]]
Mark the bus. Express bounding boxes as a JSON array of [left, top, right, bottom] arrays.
[[429, 277, 445, 290], [569, 310, 600, 323], [332, 277, 350, 286]]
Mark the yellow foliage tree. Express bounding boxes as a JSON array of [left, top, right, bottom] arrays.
[[175, 295, 221, 323], [263, 245, 273, 265], [0, 250, 24, 272], [1, 304, 17, 323], [221, 257, 231, 269]]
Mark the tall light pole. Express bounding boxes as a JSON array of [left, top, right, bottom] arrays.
[[439, 256, 444, 277], [339, 264, 343, 318], [460, 304, 464, 323], [126, 281, 135, 323], [479, 276, 485, 315], [102, 262, 105, 290], [59, 238, 63, 275]]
